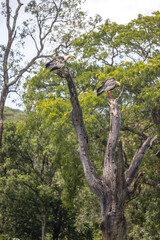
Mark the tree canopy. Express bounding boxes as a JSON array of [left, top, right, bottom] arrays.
[[0, 4, 160, 239]]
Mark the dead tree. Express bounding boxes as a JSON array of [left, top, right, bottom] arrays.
[[58, 68, 157, 240]]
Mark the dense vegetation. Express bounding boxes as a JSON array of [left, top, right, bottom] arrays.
[[3, 107, 26, 121], [0, 0, 160, 239]]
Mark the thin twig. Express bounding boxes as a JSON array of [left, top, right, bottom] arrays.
[[116, 85, 125, 101]]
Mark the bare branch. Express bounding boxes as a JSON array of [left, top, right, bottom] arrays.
[[6, 0, 11, 33], [7, 51, 59, 88], [116, 85, 125, 101], [125, 135, 157, 186], [57, 68, 103, 198], [143, 177, 160, 190], [125, 171, 144, 203], [3, 0, 23, 84], [11, 0, 23, 35], [121, 126, 148, 139], [103, 98, 121, 175], [28, 28, 39, 52]]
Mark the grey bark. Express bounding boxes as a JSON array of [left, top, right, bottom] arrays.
[[58, 68, 157, 240]]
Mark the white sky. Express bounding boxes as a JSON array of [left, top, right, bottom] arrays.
[[4, 0, 160, 110], [82, 0, 160, 24]]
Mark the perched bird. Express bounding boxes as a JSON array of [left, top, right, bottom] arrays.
[[45, 55, 71, 72], [97, 78, 120, 98]]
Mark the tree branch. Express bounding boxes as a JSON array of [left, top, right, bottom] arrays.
[[117, 140, 125, 195], [4, 0, 22, 84], [121, 126, 148, 139], [125, 171, 144, 203], [125, 135, 157, 186], [57, 68, 102, 198], [103, 98, 121, 177], [143, 177, 160, 190], [116, 85, 125, 101], [12, 0, 23, 35]]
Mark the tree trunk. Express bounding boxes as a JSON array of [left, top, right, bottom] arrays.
[[100, 204, 127, 240], [42, 211, 47, 240], [0, 85, 9, 146], [59, 68, 157, 240], [99, 98, 127, 240]]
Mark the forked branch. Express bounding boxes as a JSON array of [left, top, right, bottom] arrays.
[[125, 135, 157, 186]]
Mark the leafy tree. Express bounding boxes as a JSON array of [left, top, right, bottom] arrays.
[[74, 11, 160, 63], [22, 12, 160, 237], [3, 106, 26, 121], [71, 11, 160, 239], [0, 113, 92, 240], [1, 10, 160, 240], [0, 0, 86, 145], [56, 66, 156, 240]]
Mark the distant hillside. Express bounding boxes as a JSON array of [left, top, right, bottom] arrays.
[[3, 107, 26, 121]]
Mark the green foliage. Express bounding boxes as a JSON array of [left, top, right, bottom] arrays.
[[1, 10, 160, 240], [22, 12, 160, 239], [0, 118, 91, 239], [126, 187, 160, 240], [3, 107, 26, 121], [72, 11, 160, 239]]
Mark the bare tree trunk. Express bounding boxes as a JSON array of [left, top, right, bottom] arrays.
[[58, 68, 157, 240], [100, 206, 127, 240], [99, 98, 127, 240], [42, 211, 47, 240]]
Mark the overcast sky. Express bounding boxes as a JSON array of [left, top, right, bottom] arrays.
[[82, 0, 160, 24], [4, 0, 160, 109]]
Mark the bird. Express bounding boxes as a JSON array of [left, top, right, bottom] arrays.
[[97, 78, 120, 98], [45, 55, 71, 72]]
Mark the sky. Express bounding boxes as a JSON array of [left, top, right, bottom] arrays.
[[82, 0, 160, 24], [3, 0, 160, 110]]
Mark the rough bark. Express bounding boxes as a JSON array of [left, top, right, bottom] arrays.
[[57, 68, 103, 198], [100, 98, 127, 240], [59, 68, 157, 240]]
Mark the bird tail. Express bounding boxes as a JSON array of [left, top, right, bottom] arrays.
[[45, 62, 50, 69], [97, 85, 104, 96]]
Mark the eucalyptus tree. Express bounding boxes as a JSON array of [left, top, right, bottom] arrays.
[[0, 0, 86, 145]]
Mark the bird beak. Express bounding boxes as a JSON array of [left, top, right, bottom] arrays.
[[116, 81, 121, 87], [64, 55, 71, 61]]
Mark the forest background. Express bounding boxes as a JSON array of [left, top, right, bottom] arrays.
[[0, 0, 160, 239]]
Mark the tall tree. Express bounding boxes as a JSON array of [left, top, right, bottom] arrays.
[[2, 11, 159, 239], [57, 67, 157, 240], [0, 0, 86, 145], [0, 116, 89, 240]]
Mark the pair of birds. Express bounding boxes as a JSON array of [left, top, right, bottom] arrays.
[[45, 56, 120, 97]]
